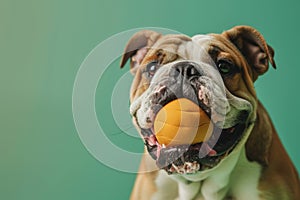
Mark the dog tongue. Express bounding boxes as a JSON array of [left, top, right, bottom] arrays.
[[202, 143, 217, 156], [153, 98, 213, 147]]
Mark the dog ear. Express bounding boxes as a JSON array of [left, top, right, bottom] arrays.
[[120, 30, 161, 74], [222, 26, 276, 81]]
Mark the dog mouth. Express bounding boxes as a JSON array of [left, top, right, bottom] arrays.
[[138, 82, 248, 174], [142, 123, 246, 174]]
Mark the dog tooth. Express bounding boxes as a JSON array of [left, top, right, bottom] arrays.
[[172, 163, 179, 173], [178, 168, 185, 174]]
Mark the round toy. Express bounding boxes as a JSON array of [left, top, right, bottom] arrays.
[[153, 98, 213, 146]]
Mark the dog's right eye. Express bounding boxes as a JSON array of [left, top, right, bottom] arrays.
[[146, 61, 159, 78]]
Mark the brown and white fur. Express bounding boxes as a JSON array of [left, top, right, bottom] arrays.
[[120, 26, 300, 200]]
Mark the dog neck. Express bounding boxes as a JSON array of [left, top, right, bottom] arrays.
[[246, 100, 273, 166]]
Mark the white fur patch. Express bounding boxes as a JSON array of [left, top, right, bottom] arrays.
[[228, 147, 261, 200], [151, 171, 178, 200]]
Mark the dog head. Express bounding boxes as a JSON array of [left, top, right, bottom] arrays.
[[120, 26, 275, 174]]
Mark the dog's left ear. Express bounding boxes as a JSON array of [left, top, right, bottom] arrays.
[[222, 26, 276, 81], [120, 30, 161, 74]]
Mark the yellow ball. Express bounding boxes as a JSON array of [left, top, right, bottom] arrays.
[[153, 98, 213, 146]]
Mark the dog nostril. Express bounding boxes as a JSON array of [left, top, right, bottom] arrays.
[[170, 66, 181, 78], [186, 65, 199, 77]]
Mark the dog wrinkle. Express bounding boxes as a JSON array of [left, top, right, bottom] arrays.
[[125, 27, 299, 200]]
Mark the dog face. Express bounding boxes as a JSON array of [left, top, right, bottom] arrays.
[[121, 26, 275, 174]]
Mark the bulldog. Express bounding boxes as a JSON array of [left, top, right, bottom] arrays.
[[120, 26, 300, 200]]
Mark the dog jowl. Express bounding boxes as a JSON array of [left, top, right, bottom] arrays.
[[120, 26, 300, 200]]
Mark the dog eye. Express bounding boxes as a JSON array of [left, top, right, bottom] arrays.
[[146, 61, 159, 77], [217, 60, 234, 75]]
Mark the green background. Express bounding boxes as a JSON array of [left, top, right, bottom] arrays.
[[1, 0, 299, 199]]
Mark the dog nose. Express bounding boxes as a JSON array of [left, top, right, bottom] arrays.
[[170, 62, 200, 79]]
